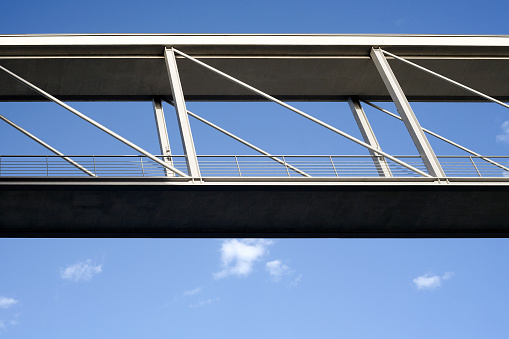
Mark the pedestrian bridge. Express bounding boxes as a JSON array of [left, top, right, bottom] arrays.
[[1, 34, 508, 237]]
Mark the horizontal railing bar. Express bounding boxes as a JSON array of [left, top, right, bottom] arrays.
[[1, 155, 507, 179], [0, 154, 507, 158]]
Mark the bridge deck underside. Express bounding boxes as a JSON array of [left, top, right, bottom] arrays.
[[0, 179, 508, 238], [0, 57, 508, 102]]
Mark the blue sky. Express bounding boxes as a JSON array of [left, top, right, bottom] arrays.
[[1, 0, 508, 35], [1, 0, 509, 338]]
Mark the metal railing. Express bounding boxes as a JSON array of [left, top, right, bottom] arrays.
[[0, 155, 508, 178]]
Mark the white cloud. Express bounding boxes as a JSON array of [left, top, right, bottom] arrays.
[[0, 297, 17, 309], [413, 274, 441, 289], [183, 287, 202, 297], [290, 274, 303, 287], [61, 259, 102, 282], [266, 260, 291, 282], [496, 121, 509, 143], [413, 272, 454, 290], [214, 239, 273, 279], [188, 297, 219, 309]]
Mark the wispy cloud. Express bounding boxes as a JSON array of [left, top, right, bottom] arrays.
[[266, 260, 291, 282], [183, 287, 202, 297], [496, 121, 509, 143], [290, 274, 303, 287], [413, 272, 454, 290], [0, 297, 17, 309], [214, 239, 273, 279], [188, 297, 220, 309], [61, 259, 102, 282], [0, 313, 20, 333]]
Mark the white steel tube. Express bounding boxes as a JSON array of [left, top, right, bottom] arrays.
[[0, 113, 96, 177], [172, 48, 430, 177], [152, 98, 174, 177], [184, 108, 311, 177], [371, 48, 445, 177], [164, 48, 201, 177], [347, 98, 392, 177], [380, 49, 509, 110], [361, 100, 509, 173], [469, 156, 482, 177], [0, 63, 189, 178]]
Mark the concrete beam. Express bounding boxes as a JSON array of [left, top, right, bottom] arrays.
[[1, 34, 509, 102], [1, 178, 509, 238]]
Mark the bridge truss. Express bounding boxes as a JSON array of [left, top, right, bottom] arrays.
[[0, 34, 508, 237]]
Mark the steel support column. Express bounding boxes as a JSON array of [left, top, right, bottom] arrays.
[[370, 48, 445, 177], [152, 98, 174, 177], [347, 98, 392, 177], [164, 48, 200, 178]]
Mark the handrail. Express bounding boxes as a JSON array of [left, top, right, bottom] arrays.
[[0, 154, 506, 158], [0, 154, 507, 178]]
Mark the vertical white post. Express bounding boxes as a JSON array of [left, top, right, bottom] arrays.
[[152, 98, 174, 177], [370, 48, 445, 177], [164, 48, 201, 178], [347, 97, 392, 177]]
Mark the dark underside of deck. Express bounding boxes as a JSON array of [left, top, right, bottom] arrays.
[[0, 179, 508, 238]]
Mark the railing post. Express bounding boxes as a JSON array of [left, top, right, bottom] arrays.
[[93, 156, 97, 176], [164, 48, 201, 178], [140, 156, 145, 177], [330, 156, 338, 177], [370, 47, 445, 177], [235, 156, 242, 177], [282, 156, 291, 177]]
